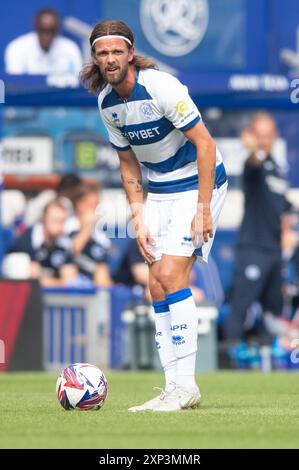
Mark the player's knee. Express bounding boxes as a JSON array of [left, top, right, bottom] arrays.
[[158, 269, 185, 293], [149, 276, 165, 302]]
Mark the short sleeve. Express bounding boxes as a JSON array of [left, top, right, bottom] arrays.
[[99, 108, 131, 151], [160, 74, 201, 131]]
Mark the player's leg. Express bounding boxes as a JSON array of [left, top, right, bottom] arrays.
[[128, 260, 178, 412], [159, 254, 198, 388], [142, 197, 177, 389], [128, 197, 175, 412], [150, 254, 201, 411], [152, 184, 227, 411], [148, 260, 177, 392], [149, 190, 200, 411]]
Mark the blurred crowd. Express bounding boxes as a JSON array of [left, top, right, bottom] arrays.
[[223, 113, 299, 368], [3, 174, 217, 308]]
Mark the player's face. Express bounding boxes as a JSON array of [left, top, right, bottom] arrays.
[[93, 38, 134, 86], [251, 118, 277, 154], [43, 206, 67, 240]]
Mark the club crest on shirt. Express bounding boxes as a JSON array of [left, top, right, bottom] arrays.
[[140, 102, 154, 119], [112, 112, 121, 127]]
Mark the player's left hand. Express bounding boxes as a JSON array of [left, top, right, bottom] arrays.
[[191, 206, 213, 246]]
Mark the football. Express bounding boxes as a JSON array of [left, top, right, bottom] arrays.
[[56, 363, 108, 411]]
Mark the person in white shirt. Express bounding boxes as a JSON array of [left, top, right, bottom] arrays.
[[81, 19, 227, 413], [5, 8, 82, 77]]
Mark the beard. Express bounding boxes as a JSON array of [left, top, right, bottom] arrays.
[[102, 62, 129, 86]]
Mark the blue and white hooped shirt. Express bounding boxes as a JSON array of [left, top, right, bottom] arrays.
[[98, 68, 226, 195]]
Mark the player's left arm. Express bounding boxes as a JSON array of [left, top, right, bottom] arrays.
[[183, 121, 216, 244], [158, 73, 216, 245]]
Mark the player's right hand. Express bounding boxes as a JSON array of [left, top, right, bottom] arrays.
[[134, 221, 155, 265]]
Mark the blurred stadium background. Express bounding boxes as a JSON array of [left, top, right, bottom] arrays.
[[0, 0, 299, 376]]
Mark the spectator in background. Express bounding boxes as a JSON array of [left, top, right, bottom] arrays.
[[226, 113, 292, 344], [5, 9, 82, 77], [25, 173, 82, 226], [9, 199, 78, 286], [56, 173, 82, 204], [70, 184, 112, 287]]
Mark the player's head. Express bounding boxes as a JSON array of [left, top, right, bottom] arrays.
[[250, 112, 278, 154], [34, 8, 60, 51], [90, 20, 135, 88], [42, 199, 69, 241], [81, 19, 156, 94]]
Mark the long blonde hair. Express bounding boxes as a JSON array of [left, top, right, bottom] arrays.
[[80, 19, 157, 95]]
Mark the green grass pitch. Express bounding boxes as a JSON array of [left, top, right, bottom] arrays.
[[0, 371, 298, 449]]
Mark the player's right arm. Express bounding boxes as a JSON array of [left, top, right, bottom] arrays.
[[98, 98, 154, 263], [116, 148, 155, 264]]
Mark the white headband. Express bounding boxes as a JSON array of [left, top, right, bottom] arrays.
[[92, 35, 132, 48]]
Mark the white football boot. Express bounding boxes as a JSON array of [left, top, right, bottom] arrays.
[[152, 384, 201, 412], [128, 382, 176, 412]]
